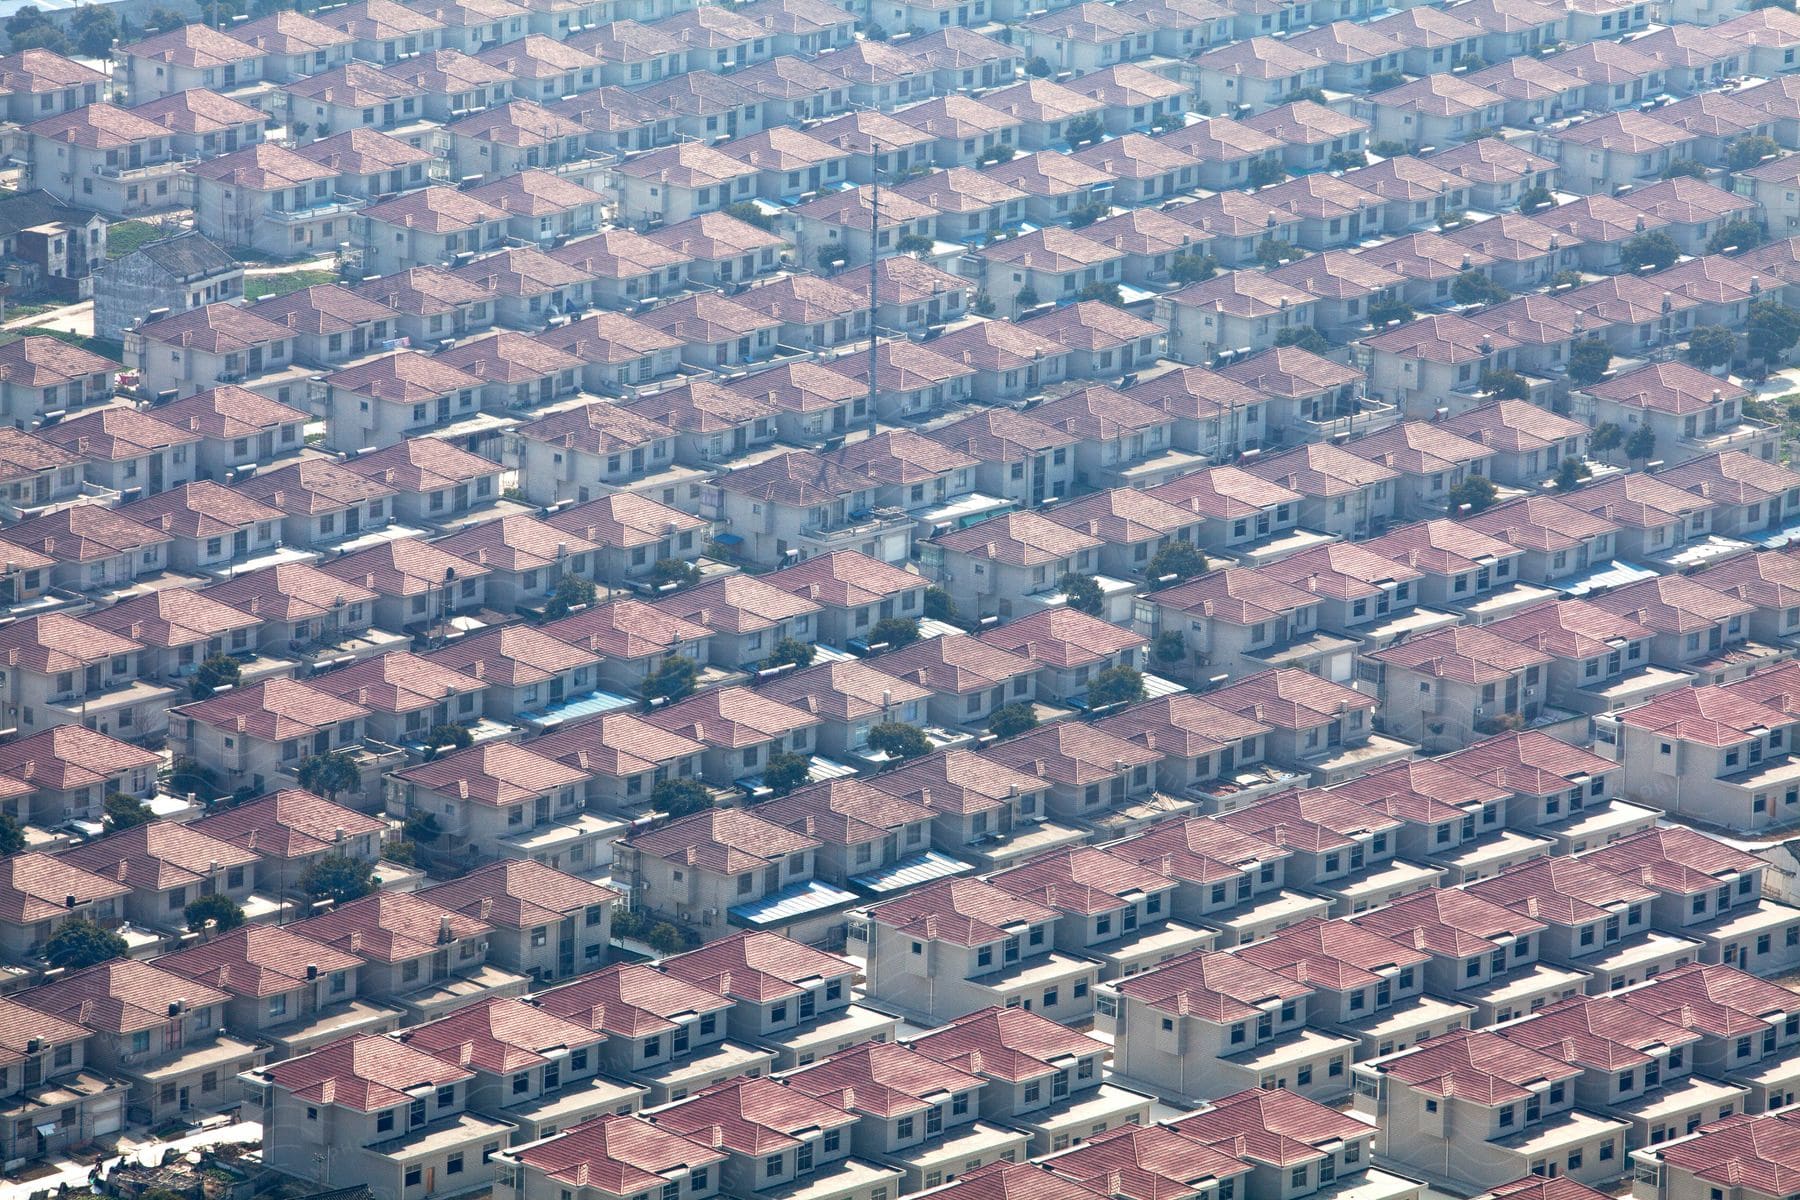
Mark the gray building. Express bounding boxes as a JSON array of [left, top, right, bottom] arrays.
[[93, 231, 243, 349]]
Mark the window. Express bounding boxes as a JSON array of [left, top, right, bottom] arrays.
[[405, 1167, 421, 1188]]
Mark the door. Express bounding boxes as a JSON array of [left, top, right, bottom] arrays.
[[258, 432, 273, 458], [345, 506, 361, 534], [149, 454, 163, 493]]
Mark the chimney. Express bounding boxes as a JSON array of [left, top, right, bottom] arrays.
[[439, 914, 455, 943]]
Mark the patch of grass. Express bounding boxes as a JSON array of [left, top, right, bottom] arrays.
[[245, 269, 339, 300], [1, 300, 57, 321], [106, 220, 165, 259]]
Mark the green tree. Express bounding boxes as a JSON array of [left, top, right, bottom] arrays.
[[1550, 270, 1584, 290], [5, 7, 69, 51], [185, 893, 245, 934], [642, 654, 698, 704], [1329, 150, 1368, 171], [1479, 369, 1530, 401], [1687, 325, 1738, 369], [1015, 284, 1041, 309], [816, 244, 850, 271], [924, 587, 955, 622], [1026, 55, 1052, 76], [1247, 159, 1287, 188], [723, 202, 774, 231], [1369, 298, 1415, 327], [1065, 113, 1103, 147], [1087, 665, 1146, 709], [104, 792, 153, 830], [1661, 159, 1708, 180], [1627, 424, 1657, 461], [145, 6, 191, 30], [762, 751, 811, 796], [1145, 541, 1208, 584], [988, 703, 1038, 739], [867, 722, 931, 761], [0, 812, 21, 857], [867, 617, 919, 651], [1169, 253, 1217, 284], [296, 752, 360, 802], [1367, 73, 1406, 92], [1620, 231, 1680, 273], [1066, 200, 1110, 228], [544, 574, 597, 620], [1058, 573, 1104, 616], [1517, 186, 1553, 213], [68, 5, 119, 56], [1274, 327, 1329, 353], [1448, 475, 1499, 514], [1453, 270, 1510, 306], [1291, 86, 1328, 104], [422, 724, 473, 760], [1152, 630, 1186, 664], [403, 811, 440, 843], [189, 652, 240, 700], [764, 637, 815, 671], [1750, 298, 1800, 364], [645, 922, 688, 954], [652, 777, 713, 819], [1554, 457, 1589, 492], [1590, 422, 1624, 454], [1729, 134, 1783, 171], [896, 233, 935, 256], [649, 558, 700, 591], [977, 144, 1014, 166], [44, 918, 126, 970], [1567, 337, 1613, 386], [1370, 138, 1411, 156], [300, 853, 376, 906], [1255, 238, 1304, 267], [1708, 218, 1766, 254]]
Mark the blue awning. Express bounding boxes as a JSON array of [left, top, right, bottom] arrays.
[[1549, 559, 1660, 597], [517, 689, 636, 730], [730, 879, 859, 927], [851, 850, 975, 894]]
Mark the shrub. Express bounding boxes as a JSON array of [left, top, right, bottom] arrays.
[[422, 724, 472, 760], [1448, 476, 1499, 514], [1370, 137, 1411, 155], [988, 703, 1038, 739], [643, 654, 698, 704], [1026, 55, 1052, 76], [1661, 159, 1708, 180], [1329, 150, 1367, 171], [1452, 270, 1510, 306], [896, 233, 934, 255], [1247, 159, 1286, 188], [1169, 253, 1217, 284], [649, 558, 700, 590], [296, 752, 360, 802], [816, 244, 850, 270], [1087, 665, 1146, 709], [1619, 231, 1680, 273], [190, 653, 240, 700], [1274, 327, 1329, 353], [1146, 541, 1208, 584], [1058, 573, 1105, 616], [1255, 238, 1304, 267], [1153, 630, 1186, 664], [924, 587, 955, 622], [45, 918, 126, 970], [1687, 325, 1738, 369], [1015, 284, 1041, 309], [1729, 134, 1782, 171], [104, 792, 153, 830], [868, 722, 931, 761], [764, 637, 815, 671], [723, 202, 774, 231], [1590, 422, 1624, 453], [544, 574, 597, 619], [301, 853, 376, 905], [185, 893, 245, 934], [1479, 369, 1530, 401], [1065, 113, 1103, 147], [867, 617, 920, 651], [1368, 298, 1415, 327], [653, 777, 713, 819], [1554, 457, 1590, 492], [1750, 299, 1800, 364], [1517, 186, 1553, 213], [1627, 424, 1657, 461], [1567, 337, 1612, 386], [1708, 218, 1766, 254], [762, 751, 811, 796]]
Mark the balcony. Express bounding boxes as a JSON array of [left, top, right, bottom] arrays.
[[97, 155, 196, 180], [268, 194, 366, 223], [801, 506, 913, 546], [1679, 418, 1780, 458]]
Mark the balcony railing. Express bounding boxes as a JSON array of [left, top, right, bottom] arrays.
[[268, 194, 365, 223], [802, 507, 912, 542], [98, 155, 197, 180]]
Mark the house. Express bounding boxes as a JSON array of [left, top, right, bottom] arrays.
[[1351, 1029, 1625, 1192], [170, 678, 374, 798], [155, 385, 308, 482], [853, 877, 1102, 1024], [243, 1033, 513, 1200], [19, 958, 264, 1126], [1366, 625, 1553, 752], [922, 511, 1101, 623], [234, 458, 398, 549], [340, 438, 503, 527], [1099, 947, 1360, 1102], [432, 514, 601, 612], [92, 232, 242, 352], [615, 806, 850, 943]]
